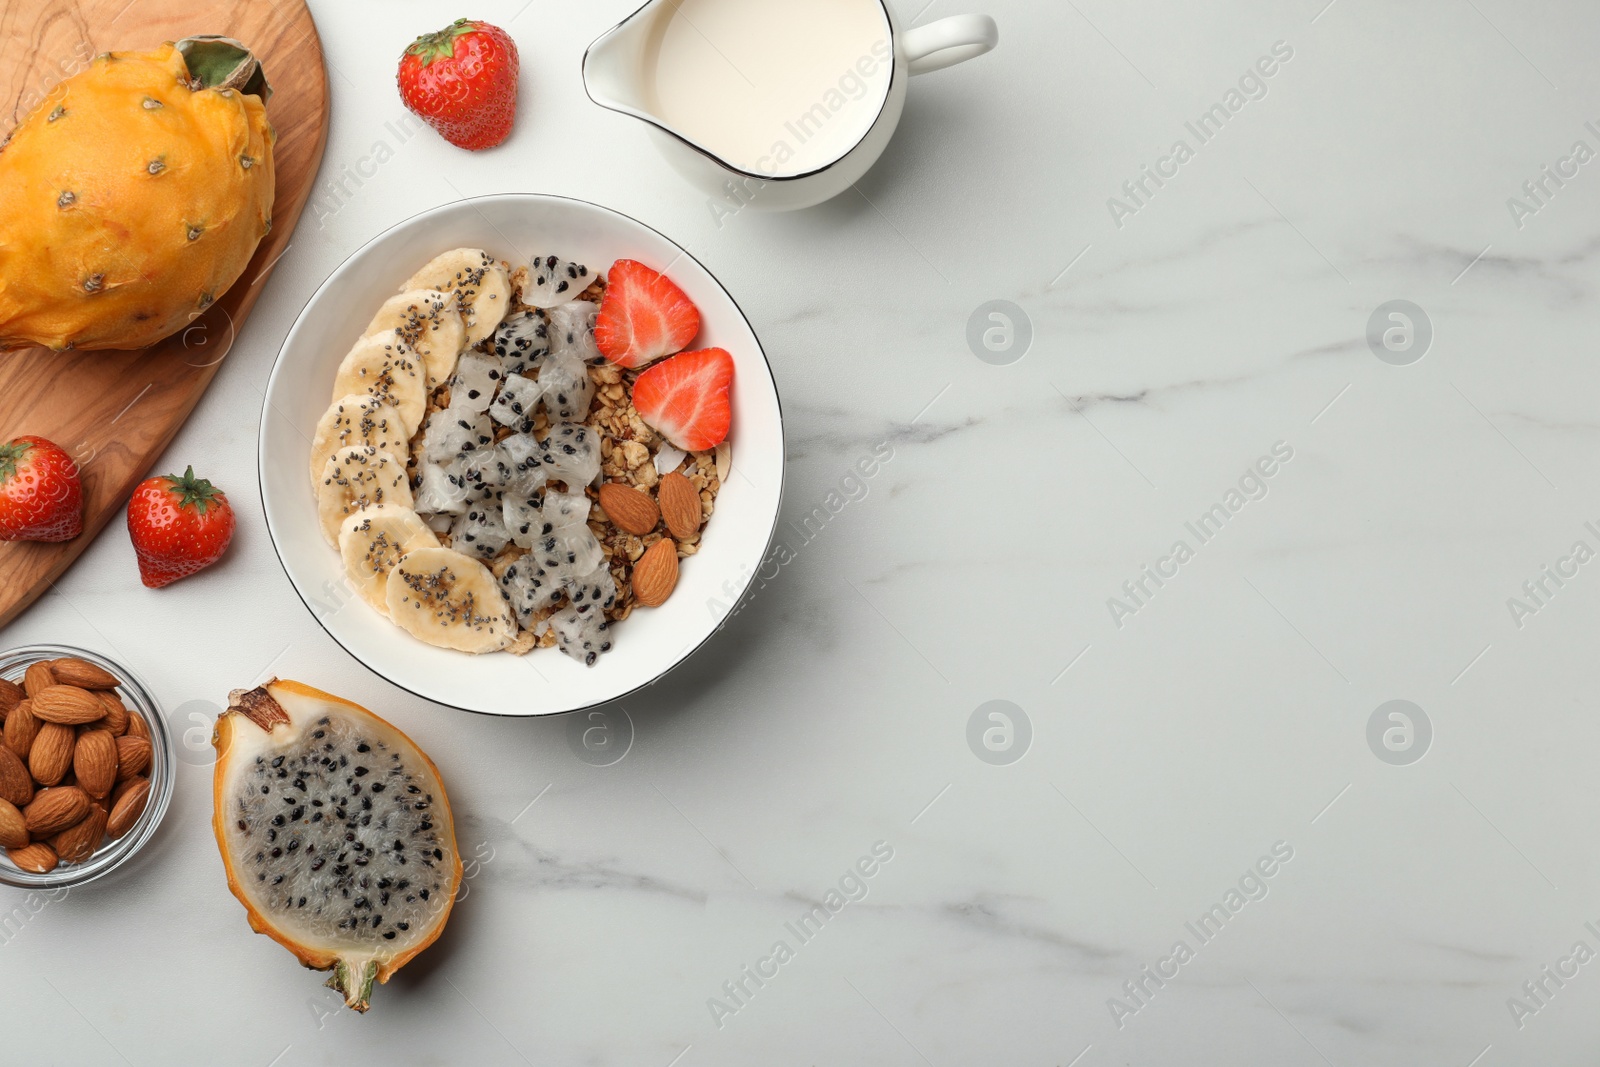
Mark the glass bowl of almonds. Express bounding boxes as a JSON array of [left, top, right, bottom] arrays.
[[0, 645, 173, 889]]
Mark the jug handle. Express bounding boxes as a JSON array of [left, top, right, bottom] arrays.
[[902, 14, 999, 75]]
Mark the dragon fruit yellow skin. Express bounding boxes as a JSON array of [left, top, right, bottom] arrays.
[[0, 40, 275, 352]]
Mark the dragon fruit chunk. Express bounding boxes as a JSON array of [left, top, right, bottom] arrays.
[[450, 499, 510, 561], [414, 460, 470, 515], [539, 350, 593, 423], [450, 352, 505, 413], [564, 561, 617, 613], [549, 603, 612, 666], [491, 310, 551, 375], [537, 424, 601, 489], [489, 374, 543, 434], [523, 256, 592, 307], [547, 301, 599, 363], [422, 405, 493, 465]]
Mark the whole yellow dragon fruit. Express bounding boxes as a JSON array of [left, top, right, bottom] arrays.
[[0, 37, 275, 351]]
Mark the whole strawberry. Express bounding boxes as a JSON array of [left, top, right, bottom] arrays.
[[398, 18, 519, 151], [127, 466, 236, 588], [0, 435, 83, 542]]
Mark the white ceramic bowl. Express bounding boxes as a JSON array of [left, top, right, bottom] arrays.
[[259, 194, 784, 716]]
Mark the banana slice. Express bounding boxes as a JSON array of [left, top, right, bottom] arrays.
[[316, 446, 413, 546], [309, 394, 409, 490], [385, 546, 517, 654], [403, 249, 512, 347], [339, 505, 439, 617], [331, 336, 427, 436], [364, 289, 466, 390]]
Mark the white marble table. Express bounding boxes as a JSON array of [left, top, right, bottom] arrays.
[[6, 0, 1600, 1063]]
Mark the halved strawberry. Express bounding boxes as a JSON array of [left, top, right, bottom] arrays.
[[631, 348, 734, 452], [595, 259, 701, 369]]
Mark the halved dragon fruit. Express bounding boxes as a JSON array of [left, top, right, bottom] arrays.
[[537, 425, 601, 488], [414, 460, 470, 515], [497, 556, 564, 628], [422, 405, 494, 465], [523, 256, 592, 307], [539, 351, 593, 423], [491, 310, 551, 375], [451, 499, 510, 561], [563, 560, 616, 613], [547, 301, 599, 363], [489, 374, 543, 434], [450, 352, 505, 413], [548, 603, 612, 666]]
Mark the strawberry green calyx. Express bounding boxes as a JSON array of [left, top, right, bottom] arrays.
[[406, 19, 476, 65], [176, 35, 272, 101], [0, 440, 32, 482], [164, 465, 225, 513]]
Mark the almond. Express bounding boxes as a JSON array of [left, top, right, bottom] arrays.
[[73, 730, 118, 799], [125, 710, 150, 742], [22, 661, 55, 698], [114, 735, 151, 782], [28, 722, 75, 786], [48, 657, 120, 690], [657, 472, 701, 540], [0, 747, 32, 808], [97, 691, 129, 737], [48, 806, 106, 864], [0, 799, 27, 849], [632, 537, 679, 607], [7, 842, 57, 873], [23, 785, 90, 836], [599, 482, 660, 535], [106, 777, 150, 839], [4, 699, 37, 758], [31, 685, 107, 725], [0, 678, 21, 721]]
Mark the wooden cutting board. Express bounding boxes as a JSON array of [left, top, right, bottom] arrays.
[[0, 0, 328, 627]]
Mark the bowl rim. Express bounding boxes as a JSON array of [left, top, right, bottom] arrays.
[[257, 192, 786, 718], [0, 643, 175, 890]]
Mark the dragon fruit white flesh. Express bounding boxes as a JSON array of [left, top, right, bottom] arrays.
[[548, 603, 612, 666], [537, 425, 601, 489], [489, 374, 542, 435], [563, 560, 616, 613], [422, 406, 493, 466], [523, 255, 592, 307], [414, 461, 470, 515], [497, 556, 565, 628], [546, 301, 599, 362], [450, 353, 505, 414], [539, 351, 593, 423], [450, 499, 510, 561], [490, 310, 550, 375]]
